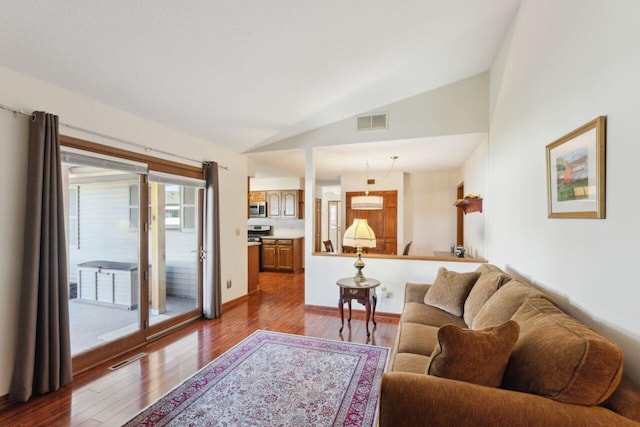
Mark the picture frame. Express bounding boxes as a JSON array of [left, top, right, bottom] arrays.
[[546, 116, 606, 219]]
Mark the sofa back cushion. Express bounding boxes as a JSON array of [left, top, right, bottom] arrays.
[[472, 279, 546, 330], [503, 297, 623, 406], [463, 270, 510, 327], [423, 267, 479, 317], [426, 320, 520, 387], [475, 263, 509, 276]]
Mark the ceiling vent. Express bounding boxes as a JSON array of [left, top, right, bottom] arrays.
[[357, 113, 388, 132]]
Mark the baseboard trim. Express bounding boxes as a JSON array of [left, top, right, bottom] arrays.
[[221, 294, 251, 310], [304, 304, 400, 320]]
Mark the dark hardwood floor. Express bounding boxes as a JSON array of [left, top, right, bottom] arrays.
[[0, 272, 399, 426]]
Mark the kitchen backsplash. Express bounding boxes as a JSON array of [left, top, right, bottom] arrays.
[[247, 217, 305, 237]]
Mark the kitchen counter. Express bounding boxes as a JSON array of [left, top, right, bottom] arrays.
[[248, 241, 261, 246], [268, 235, 304, 240]]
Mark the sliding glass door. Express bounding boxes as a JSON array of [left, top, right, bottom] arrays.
[[61, 145, 204, 369], [62, 158, 143, 355], [147, 176, 203, 329]]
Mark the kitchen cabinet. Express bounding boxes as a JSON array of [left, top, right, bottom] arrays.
[[266, 190, 304, 219], [248, 244, 260, 293], [260, 237, 304, 273], [248, 191, 266, 202]]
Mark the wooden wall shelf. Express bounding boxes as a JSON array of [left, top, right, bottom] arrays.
[[455, 198, 483, 214]]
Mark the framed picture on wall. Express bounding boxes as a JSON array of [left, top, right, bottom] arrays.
[[546, 116, 606, 219]]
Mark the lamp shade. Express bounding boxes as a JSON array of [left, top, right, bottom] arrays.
[[343, 219, 377, 248], [351, 194, 383, 210]]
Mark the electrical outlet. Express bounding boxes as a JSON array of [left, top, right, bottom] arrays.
[[226, 279, 232, 289]]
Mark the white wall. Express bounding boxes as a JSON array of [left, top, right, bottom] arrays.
[[461, 136, 488, 259], [249, 176, 304, 191], [488, 0, 640, 383], [404, 170, 460, 256], [0, 67, 249, 396], [256, 73, 489, 152], [306, 252, 482, 314]]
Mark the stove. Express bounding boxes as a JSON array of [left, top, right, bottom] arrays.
[[248, 225, 272, 242]]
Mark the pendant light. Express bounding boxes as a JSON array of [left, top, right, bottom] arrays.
[[351, 156, 397, 210]]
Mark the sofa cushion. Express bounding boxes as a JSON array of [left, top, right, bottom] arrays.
[[503, 297, 623, 406], [404, 282, 432, 304], [396, 322, 440, 356], [424, 267, 479, 317], [475, 263, 509, 276], [472, 279, 547, 330], [603, 377, 640, 422], [392, 353, 432, 374], [401, 303, 468, 328], [426, 320, 520, 387], [463, 270, 510, 327]]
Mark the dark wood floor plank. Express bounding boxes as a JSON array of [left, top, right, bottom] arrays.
[[0, 272, 399, 426]]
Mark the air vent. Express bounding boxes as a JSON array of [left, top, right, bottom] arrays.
[[108, 352, 147, 371], [357, 113, 388, 132]]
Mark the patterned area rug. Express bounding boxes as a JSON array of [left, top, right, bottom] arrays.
[[124, 330, 389, 426]]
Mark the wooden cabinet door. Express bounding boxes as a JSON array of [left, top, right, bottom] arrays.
[[249, 191, 266, 202], [266, 191, 282, 217], [277, 245, 294, 270], [281, 191, 298, 218], [261, 243, 277, 269]]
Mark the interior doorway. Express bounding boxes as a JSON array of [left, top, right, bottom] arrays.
[[457, 182, 464, 246], [328, 200, 341, 252]]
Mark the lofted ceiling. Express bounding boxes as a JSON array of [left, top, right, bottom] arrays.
[[248, 133, 487, 181], [0, 0, 520, 164]]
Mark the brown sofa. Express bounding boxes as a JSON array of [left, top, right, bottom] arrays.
[[380, 264, 640, 426]]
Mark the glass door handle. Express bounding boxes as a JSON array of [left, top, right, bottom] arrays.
[[192, 247, 206, 262]]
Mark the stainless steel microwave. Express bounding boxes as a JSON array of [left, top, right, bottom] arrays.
[[249, 202, 266, 218]]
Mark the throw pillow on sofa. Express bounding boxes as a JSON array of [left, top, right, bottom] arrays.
[[472, 279, 547, 330], [463, 270, 510, 327], [503, 297, 623, 406], [426, 320, 520, 387], [424, 267, 479, 317]]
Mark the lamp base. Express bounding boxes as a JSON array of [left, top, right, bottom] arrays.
[[353, 247, 367, 283]]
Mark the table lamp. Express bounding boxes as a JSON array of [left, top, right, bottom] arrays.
[[342, 218, 376, 282]]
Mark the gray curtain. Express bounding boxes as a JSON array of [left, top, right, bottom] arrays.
[[9, 112, 72, 402], [203, 161, 221, 318]]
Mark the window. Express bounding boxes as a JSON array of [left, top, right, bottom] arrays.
[[182, 187, 197, 231], [68, 186, 79, 248], [165, 185, 181, 229], [129, 184, 139, 228]]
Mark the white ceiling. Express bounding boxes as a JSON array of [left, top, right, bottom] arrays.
[[0, 1, 520, 159], [248, 133, 487, 181]]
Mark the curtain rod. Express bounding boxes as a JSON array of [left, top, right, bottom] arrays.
[[1, 103, 229, 170]]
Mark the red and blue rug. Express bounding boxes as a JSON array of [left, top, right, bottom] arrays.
[[124, 330, 389, 426]]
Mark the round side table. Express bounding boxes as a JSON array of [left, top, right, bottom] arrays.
[[336, 277, 380, 337]]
